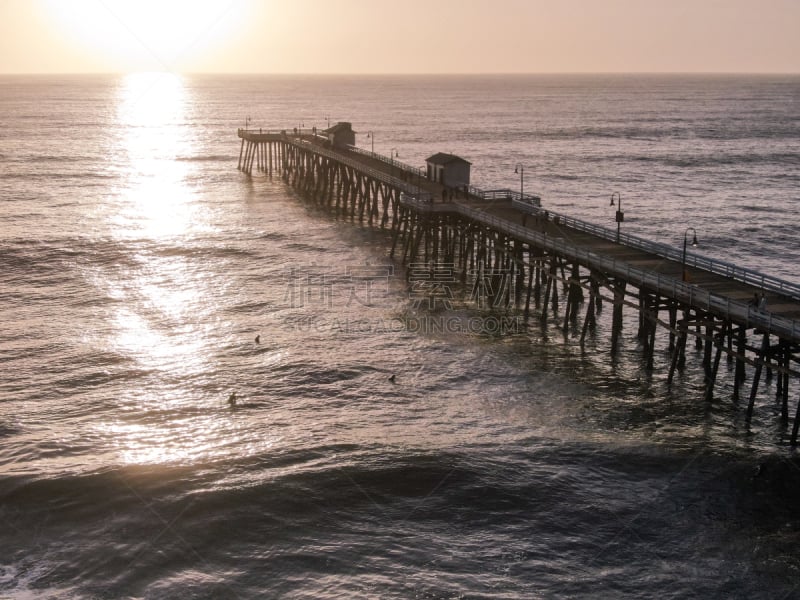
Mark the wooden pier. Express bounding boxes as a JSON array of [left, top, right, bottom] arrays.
[[237, 125, 800, 444]]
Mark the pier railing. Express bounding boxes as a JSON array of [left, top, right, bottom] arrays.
[[289, 138, 434, 202], [481, 189, 542, 208], [451, 203, 800, 343], [348, 146, 427, 178], [524, 206, 800, 303], [238, 127, 286, 136]]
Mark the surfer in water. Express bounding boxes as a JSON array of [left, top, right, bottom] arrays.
[[228, 391, 238, 407], [255, 334, 260, 344]]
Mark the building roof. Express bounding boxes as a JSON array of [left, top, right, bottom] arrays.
[[425, 152, 471, 166], [324, 122, 353, 134]]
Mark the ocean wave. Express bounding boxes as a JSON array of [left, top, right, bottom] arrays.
[[5, 446, 797, 524], [1, 171, 118, 181], [175, 154, 231, 163], [285, 242, 331, 252], [0, 239, 140, 276], [0, 422, 23, 438], [588, 151, 800, 169], [1, 445, 799, 598], [741, 204, 776, 213], [227, 300, 274, 315], [0, 447, 468, 511], [530, 122, 800, 142], [0, 238, 260, 275], [148, 244, 258, 261], [2, 154, 94, 164], [259, 232, 288, 242]]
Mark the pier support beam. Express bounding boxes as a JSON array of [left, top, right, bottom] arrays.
[[611, 280, 627, 353], [746, 333, 771, 421]]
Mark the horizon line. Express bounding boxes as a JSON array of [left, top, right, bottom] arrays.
[[2, 70, 800, 77]]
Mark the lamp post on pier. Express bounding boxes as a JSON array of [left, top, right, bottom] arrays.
[[514, 163, 524, 199], [682, 227, 699, 282], [366, 131, 374, 154], [390, 147, 399, 178], [610, 192, 623, 242]]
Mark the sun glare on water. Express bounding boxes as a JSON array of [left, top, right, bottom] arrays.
[[87, 71, 236, 466], [109, 72, 205, 239], [41, 0, 251, 71]]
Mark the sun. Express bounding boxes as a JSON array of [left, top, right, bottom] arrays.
[[40, 0, 251, 72]]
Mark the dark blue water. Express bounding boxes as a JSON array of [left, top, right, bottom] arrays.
[[1, 73, 799, 599]]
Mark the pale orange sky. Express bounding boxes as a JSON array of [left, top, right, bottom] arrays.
[[1, 0, 798, 74]]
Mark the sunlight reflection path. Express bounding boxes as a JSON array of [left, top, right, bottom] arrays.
[[91, 73, 248, 466], [110, 72, 212, 239]]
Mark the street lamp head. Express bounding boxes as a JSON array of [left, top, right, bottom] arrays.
[[681, 227, 699, 283], [684, 227, 699, 247], [610, 192, 620, 206]]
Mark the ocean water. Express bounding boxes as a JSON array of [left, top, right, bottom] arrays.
[[1, 73, 799, 599]]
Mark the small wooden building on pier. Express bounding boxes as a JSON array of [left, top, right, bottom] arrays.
[[323, 122, 356, 148], [426, 152, 471, 188]]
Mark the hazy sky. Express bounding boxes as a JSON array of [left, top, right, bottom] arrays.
[[1, 0, 799, 74]]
